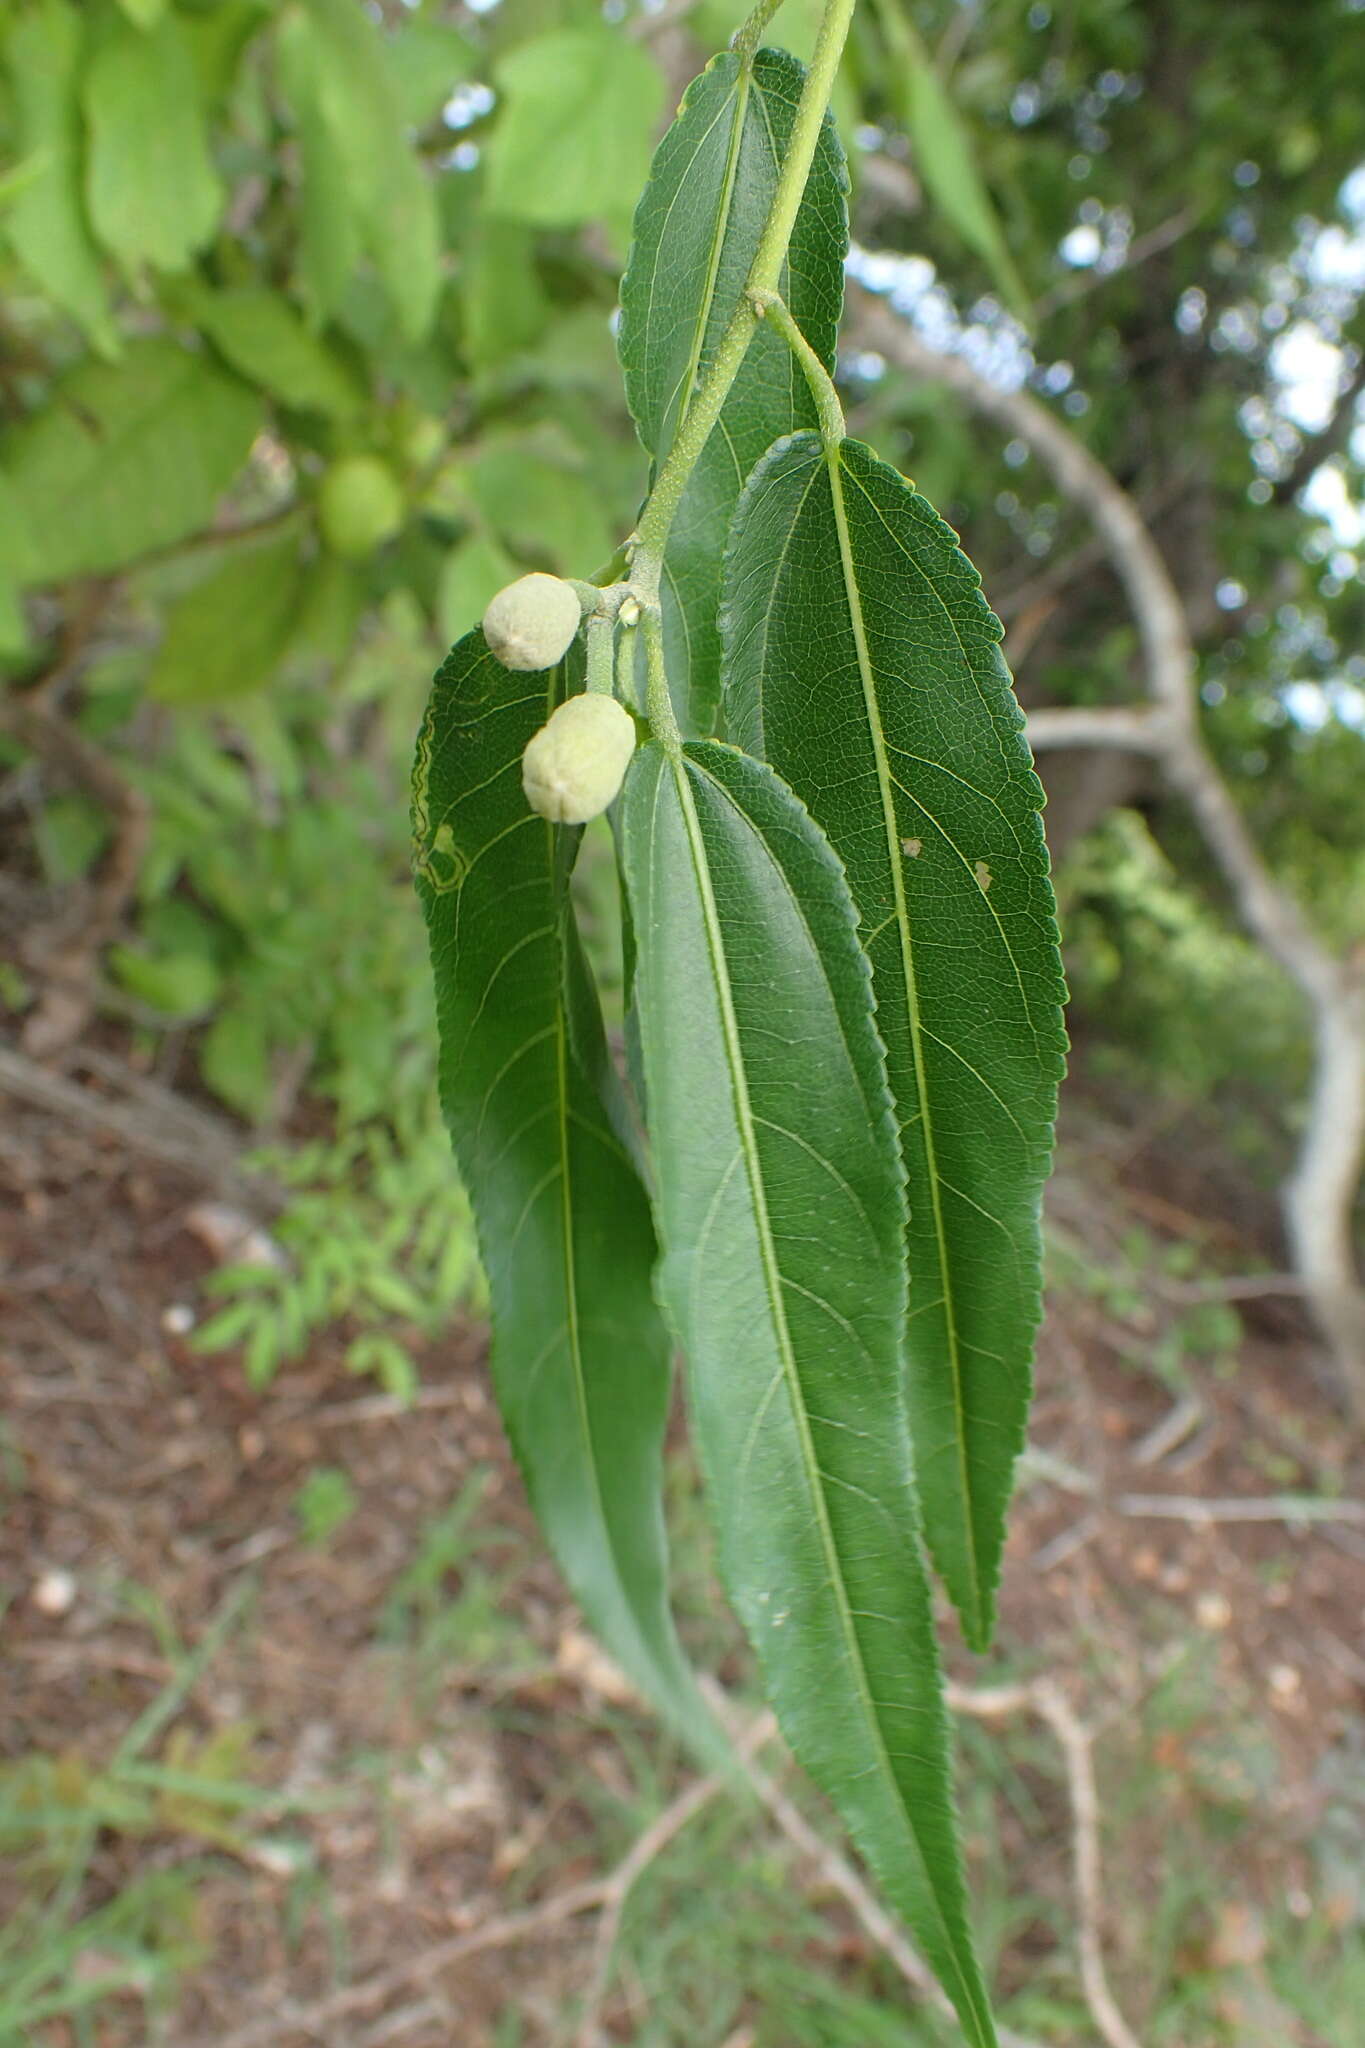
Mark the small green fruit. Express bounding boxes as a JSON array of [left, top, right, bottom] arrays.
[[318, 454, 406, 559], [483, 572, 582, 672], [522, 693, 636, 824]]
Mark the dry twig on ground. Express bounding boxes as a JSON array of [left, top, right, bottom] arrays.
[[947, 1679, 1143, 2048]]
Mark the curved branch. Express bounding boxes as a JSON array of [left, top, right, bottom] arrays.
[[849, 286, 1365, 1408]]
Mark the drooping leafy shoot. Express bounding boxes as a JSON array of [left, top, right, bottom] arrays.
[[416, 5, 1065, 2039]]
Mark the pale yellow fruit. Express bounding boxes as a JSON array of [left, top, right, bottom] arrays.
[[483, 572, 583, 672], [521, 693, 636, 824]]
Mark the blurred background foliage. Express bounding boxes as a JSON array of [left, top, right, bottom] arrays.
[[1, 0, 1362, 1383]]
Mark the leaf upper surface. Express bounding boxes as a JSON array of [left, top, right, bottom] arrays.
[[721, 432, 1067, 1648], [412, 633, 710, 1754], [617, 49, 847, 735], [620, 737, 997, 2046]]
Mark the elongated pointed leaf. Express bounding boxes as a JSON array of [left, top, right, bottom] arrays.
[[617, 48, 847, 735], [620, 737, 997, 2048], [721, 432, 1067, 1649], [412, 634, 712, 1753]]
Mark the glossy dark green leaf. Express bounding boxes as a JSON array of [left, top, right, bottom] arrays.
[[412, 633, 713, 1754], [721, 431, 1067, 1649], [617, 48, 847, 735], [620, 737, 997, 2046]]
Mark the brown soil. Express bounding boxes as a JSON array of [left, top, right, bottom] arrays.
[[1, 1077, 1362, 2047]]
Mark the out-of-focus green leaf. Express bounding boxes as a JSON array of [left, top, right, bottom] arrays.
[[467, 429, 613, 578], [275, 0, 441, 342], [1, 340, 262, 585], [721, 432, 1066, 1645], [617, 48, 847, 735], [114, 0, 168, 26], [412, 629, 716, 1757], [876, 0, 1029, 320], [3, 1, 118, 356], [620, 737, 997, 2047], [148, 532, 305, 703], [84, 11, 223, 274], [110, 945, 221, 1019], [201, 1003, 273, 1120], [274, 8, 359, 325], [485, 26, 663, 237], [437, 531, 518, 647], [461, 220, 550, 376], [384, 16, 474, 129], [189, 288, 364, 417], [34, 792, 110, 885]]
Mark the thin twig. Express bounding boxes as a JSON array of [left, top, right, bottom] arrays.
[[215, 1730, 755, 2048], [948, 1680, 1142, 2048], [574, 1710, 776, 2047], [1115, 1491, 1365, 1526], [0, 1040, 283, 1209]]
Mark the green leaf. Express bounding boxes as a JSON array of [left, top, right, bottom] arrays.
[[276, 0, 441, 342], [84, 10, 223, 274], [189, 288, 363, 418], [485, 27, 664, 237], [148, 531, 304, 704], [466, 428, 613, 580], [1, 339, 262, 585], [274, 8, 359, 325], [412, 630, 714, 1757], [384, 16, 474, 130], [619, 736, 996, 2047], [110, 945, 220, 1019], [115, 0, 168, 26], [617, 49, 847, 736], [460, 219, 550, 378], [3, 2, 117, 357], [721, 432, 1067, 1647], [201, 1003, 273, 1120], [437, 531, 518, 648], [876, 2, 1029, 321]]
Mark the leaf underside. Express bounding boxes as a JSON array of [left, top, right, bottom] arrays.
[[721, 431, 1067, 1649], [617, 46, 848, 735], [620, 737, 997, 2048], [412, 632, 710, 1753]]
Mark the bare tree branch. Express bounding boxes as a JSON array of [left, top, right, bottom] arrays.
[[1025, 705, 1169, 753], [1271, 346, 1365, 506], [850, 286, 1365, 1410]]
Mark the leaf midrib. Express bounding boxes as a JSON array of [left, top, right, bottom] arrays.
[[825, 443, 985, 1643], [669, 749, 986, 2037]]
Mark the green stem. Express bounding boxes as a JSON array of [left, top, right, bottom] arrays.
[[585, 611, 615, 695], [732, 0, 787, 61], [756, 291, 845, 448], [642, 607, 682, 761], [631, 0, 857, 600]]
